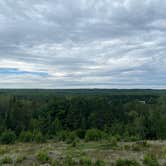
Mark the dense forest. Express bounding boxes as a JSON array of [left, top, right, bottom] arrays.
[[0, 89, 166, 144]]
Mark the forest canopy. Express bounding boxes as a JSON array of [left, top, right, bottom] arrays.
[[0, 89, 165, 144]]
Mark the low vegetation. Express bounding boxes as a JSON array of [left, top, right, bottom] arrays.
[[0, 130, 16, 144], [37, 150, 50, 164], [143, 154, 159, 166], [1, 156, 13, 164], [16, 155, 26, 164], [0, 140, 165, 165], [0, 90, 165, 165], [116, 158, 140, 166]]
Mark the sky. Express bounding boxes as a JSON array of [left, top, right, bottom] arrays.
[[0, 0, 166, 89]]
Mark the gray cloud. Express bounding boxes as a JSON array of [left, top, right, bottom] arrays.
[[0, 0, 166, 88]]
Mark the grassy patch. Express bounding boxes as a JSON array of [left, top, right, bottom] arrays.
[[115, 158, 140, 166], [36, 150, 50, 164], [16, 155, 27, 163], [0, 146, 9, 155], [1, 156, 13, 164], [143, 154, 159, 166]]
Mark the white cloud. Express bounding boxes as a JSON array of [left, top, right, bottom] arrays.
[[0, 0, 166, 88]]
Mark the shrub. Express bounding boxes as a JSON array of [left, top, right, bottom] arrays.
[[32, 162, 38, 166], [123, 134, 140, 142], [33, 131, 45, 143], [16, 155, 26, 163], [51, 118, 62, 136], [131, 144, 141, 151], [131, 141, 150, 151], [1, 156, 13, 164], [66, 132, 77, 144], [19, 131, 33, 142], [108, 136, 118, 147], [95, 160, 106, 166], [0, 130, 16, 144], [57, 130, 68, 141], [37, 150, 50, 164], [143, 154, 159, 166], [79, 157, 92, 165], [136, 140, 149, 147], [129, 136, 140, 142], [71, 138, 79, 147], [114, 134, 121, 141], [75, 129, 86, 139], [0, 147, 8, 154], [50, 159, 58, 166], [123, 144, 130, 150], [63, 156, 76, 166], [19, 130, 45, 143], [85, 129, 103, 142], [116, 158, 140, 166]]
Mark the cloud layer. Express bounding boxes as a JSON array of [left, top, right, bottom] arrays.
[[0, 0, 166, 88]]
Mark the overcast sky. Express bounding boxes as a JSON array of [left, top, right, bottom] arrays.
[[0, 0, 166, 89]]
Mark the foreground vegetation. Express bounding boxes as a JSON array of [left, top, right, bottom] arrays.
[[0, 89, 166, 165], [0, 140, 166, 165]]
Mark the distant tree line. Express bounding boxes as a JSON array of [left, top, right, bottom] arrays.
[[0, 91, 165, 144]]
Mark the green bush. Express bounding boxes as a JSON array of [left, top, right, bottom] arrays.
[[85, 129, 103, 141], [37, 150, 50, 164], [57, 130, 68, 141], [129, 136, 140, 142], [131, 141, 150, 151], [79, 157, 92, 165], [123, 144, 130, 150], [71, 138, 79, 147], [75, 129, 86, 139], [19, 130, 45, 143], [123, 134, 140, 142], [131, 144, 141, 151], [16, 155, 26, 163], [63, 156, 76, 166], [143, 154, 159, 166], [50, 159, 58, 166], [66, 132, 77, 144], [135, 140, 149, 147], [19, 131, 33, 142], [0, 147, 8, 154], [33, 131, 45, 143], [114, 134, 121, 141], [95, 160, 106, 166], [108, 136, 118, 147], [0, 130, 16, 144], [116, 158, 140, 166], [57, 131, 79, 145], [1, 156, 13, 164]]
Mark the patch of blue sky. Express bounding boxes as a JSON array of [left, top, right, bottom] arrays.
[[0, 68, 48, 76]]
